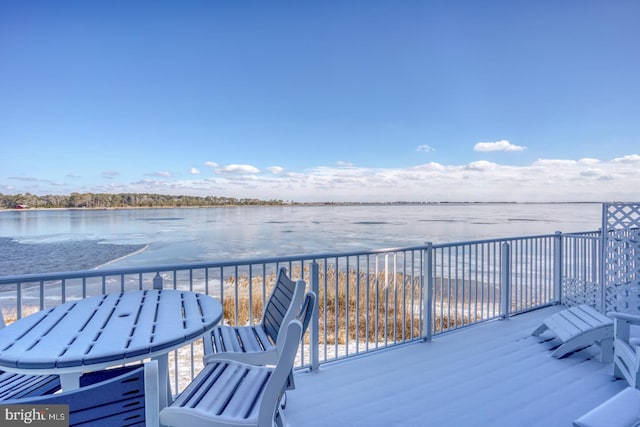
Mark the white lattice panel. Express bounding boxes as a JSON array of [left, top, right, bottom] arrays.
[[562, 277, 600, 308], [603, 203, 640, 313], [605, 281, 640, 313], [604, 202, 640, 230]]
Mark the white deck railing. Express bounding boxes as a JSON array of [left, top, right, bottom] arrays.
[[0, 230, 601, 396]]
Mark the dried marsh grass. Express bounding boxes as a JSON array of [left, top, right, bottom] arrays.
[[222, 265, 427, 345]]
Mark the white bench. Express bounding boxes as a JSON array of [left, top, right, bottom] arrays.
[[532, 304, 614, 362]]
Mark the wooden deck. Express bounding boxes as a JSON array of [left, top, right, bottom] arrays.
[[285, 306, 627, 427]]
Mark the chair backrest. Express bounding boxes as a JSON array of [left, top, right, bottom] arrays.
[[297, 291, 317, 335], [262, 267, 306, 352], [284, 291, 317, 392], [4, 361, 159, 427], [258, 319, 303, 426]]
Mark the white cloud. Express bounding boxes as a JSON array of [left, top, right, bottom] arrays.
[[474, 140, 526, 152], [267, 166, 284, 174], [578, 158, 601, 165], [336, 161, 354, 167], [417, 144, 435, 153], [532, 159, 577, 167], [221, 164, 260, 174], [190, 168, 201, 175], [412, 162, 446, 172], [580, 168, 604, 177], [612, 154, 640, 163], [205, 162, 260, 175], [465, 161, 498, 171]]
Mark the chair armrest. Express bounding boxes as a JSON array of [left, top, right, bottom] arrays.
[[608, 312, 640, 324], [202, 330, 215, 359], [610, 312, 640, 342]]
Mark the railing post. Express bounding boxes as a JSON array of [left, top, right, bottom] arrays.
[[598, 227, 606, 313], [153, 273, 163, 290], [310, 261, 320, 372], [553, 231, 563, 304], [501, 243, 511, 319], [424, 243, 434, 341], [600, 204, 608, 313], [17, 284, 23, 320]]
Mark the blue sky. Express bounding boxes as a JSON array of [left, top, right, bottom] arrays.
[[1, 1, 639, 203]]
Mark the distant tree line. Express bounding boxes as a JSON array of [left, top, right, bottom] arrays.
[[0, 192, 285, 209]]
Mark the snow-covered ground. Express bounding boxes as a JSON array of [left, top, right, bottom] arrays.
[[283, 306, 627, 427]]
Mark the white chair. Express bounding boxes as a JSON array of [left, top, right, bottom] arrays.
[[609, 311, 640, 388], [160, 319, 303, 427], [208, 290, 317, 411], [203, 267, 306, 365]]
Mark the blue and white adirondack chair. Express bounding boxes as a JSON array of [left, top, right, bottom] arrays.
[[203, 267, 306, 365], [3, 361, 159, 427], [160, 319, 303, 427]]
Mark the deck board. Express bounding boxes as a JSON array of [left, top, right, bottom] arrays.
[[285, 306, 627, 427]]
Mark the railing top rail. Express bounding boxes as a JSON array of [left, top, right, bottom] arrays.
[[430, 230, 599, 247]]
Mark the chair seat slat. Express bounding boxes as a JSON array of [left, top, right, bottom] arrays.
[[0, 372, 60, 400], [213, 327, 243, 353], [222, 368, 269, 419], [176, 363, 242, 415], [235, 327, 270, 353], [252, 326, 272, 349]]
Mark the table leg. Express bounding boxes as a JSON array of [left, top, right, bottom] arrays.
[[59, 372, 81, 391], [153, 353, 172, 410]]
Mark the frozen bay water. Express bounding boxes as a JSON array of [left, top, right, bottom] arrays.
[[0, 237, 146, 276], [0, 203, 603, 275]]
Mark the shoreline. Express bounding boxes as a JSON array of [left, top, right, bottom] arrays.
[[0, 200, 604, 212], [94, 244, 150, 270]]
